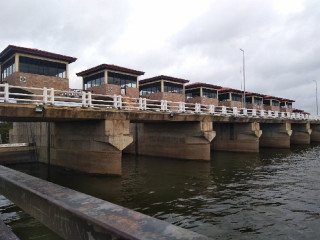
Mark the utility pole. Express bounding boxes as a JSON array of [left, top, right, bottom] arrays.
[[313, 80, 318, 115], [240, 49, 246, 108]]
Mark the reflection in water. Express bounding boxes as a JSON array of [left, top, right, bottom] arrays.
[[1, 144, 320, 239]]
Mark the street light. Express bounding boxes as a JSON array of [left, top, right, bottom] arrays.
[[240, 48, 246, 108], [313, 80, 318, 115]]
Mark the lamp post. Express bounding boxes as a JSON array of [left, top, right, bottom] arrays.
[[313, 80, 318, 115], [240, 49, 246, 108]]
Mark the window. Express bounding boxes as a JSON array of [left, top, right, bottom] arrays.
[[254, 97, 263, 105], [19, 56, 66, 78], [203, 88, 217, 98], [280, 102, 286, 108], [1, 57, 15, 80], [164, 82, 183, 94], [185, 88, 201, 99], [84, 72, 105, 90], [287, 103, 292, 109], [139, 82, 161, 95], [231, 93, 242, 102], [246, 97, 252, 104], [218, 93, 229, 101], [263, 100, 271, 106], [108, 72, 137, 88], [272, 100, 279, 106]]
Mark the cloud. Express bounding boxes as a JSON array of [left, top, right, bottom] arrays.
[[1, 0, 319, 114]]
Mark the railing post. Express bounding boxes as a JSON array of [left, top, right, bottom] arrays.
[[260, 110, 265, 118], [4, 83, 9, 103], [87, 92, 92, 108], [82, 92, 87, 107], [243, 108, 248, 116], [138, 98, 143, 110], [274, 111, 279, 118], [143, 98, 147, 110], [113, 94, 118, 109], [268, 110, 272, 118], [233, 107, 238, 116], [43, 87, 48, 105], [164, 100, 168, 111], [160, 100, 165, 111], [117, 95, 122, 109], [222, 106, 227, 115], [209, 105, 215, 114], [50, 88, 55, 105], [179, 102, 185, 113], [252, 109, 257, 117], [195, 103, 201, 113], [281, 112, 285, 118]]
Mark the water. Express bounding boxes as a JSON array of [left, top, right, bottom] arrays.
[[1, 145, 320, 239]]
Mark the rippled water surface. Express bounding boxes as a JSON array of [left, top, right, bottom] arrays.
[[1, 145, 320, 239]]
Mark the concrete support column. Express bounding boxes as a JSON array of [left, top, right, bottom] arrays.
[[51, 120, 132, 175], [310, 123, 320, 142], [291, 122, 312, 145], [260, 122, 292, 148], [211, 122, 262, 152], [130, 121, 215, 160]]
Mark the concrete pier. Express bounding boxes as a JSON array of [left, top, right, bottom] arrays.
[[259, 122, 292, 148], [51, 120, 132, 175], [133, 121, 215, 160], [291, 122, 312, 145], [211, 122, 262, 152], [310, 124, 320, 142]]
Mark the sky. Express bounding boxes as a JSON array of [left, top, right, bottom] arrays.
[[1, 0, 319, 114]]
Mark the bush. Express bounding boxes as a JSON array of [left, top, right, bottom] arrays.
[[0, 122, 13, 144]]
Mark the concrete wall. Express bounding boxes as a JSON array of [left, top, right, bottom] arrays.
[[260, 122, 292, 148], [211, 122, 262, 152], [9, 122, 51, 162], [310, 124, 320, 142], [291, 123, 311, 145], [125, 121, 215, 161], [10, 120, 133, 175]]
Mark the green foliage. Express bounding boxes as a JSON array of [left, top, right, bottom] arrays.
[[0, 122, 13, 144]]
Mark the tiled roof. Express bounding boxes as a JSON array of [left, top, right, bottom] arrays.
[[139, 75, 189, 84], [0, 45, 77, 63], [218, 87, 243, 94], [185, 82, 222, 89], [76, 64, 145, 76]]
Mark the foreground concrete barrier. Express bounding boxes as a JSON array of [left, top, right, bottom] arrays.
[[0, 166, 211, 240], [0, 219, 20, 240]]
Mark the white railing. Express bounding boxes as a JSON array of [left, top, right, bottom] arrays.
[[0, 83, 319, 121]]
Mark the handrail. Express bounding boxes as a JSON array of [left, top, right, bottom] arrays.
[[0, 83, 319, 120]]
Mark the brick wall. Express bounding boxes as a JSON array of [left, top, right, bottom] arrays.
[[141, 92, 185, 102], [264, 106, 281, 112], [87, 84, 138, 98], [88, 84, 121, 96], [246, 103, 264, 110], [3, 72, 69, 91], [126, 87, 139, 98], [219, 100, 243, 108], [186, 97, 218, 106], [280, 108, 293, 113]]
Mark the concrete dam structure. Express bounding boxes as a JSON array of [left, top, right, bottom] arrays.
[[1, 87, 319, 176]]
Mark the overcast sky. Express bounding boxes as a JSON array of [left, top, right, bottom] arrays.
[[1, 0, 319, 114]]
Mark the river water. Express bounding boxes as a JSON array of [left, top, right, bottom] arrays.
[[1, 145, 320, 240]]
